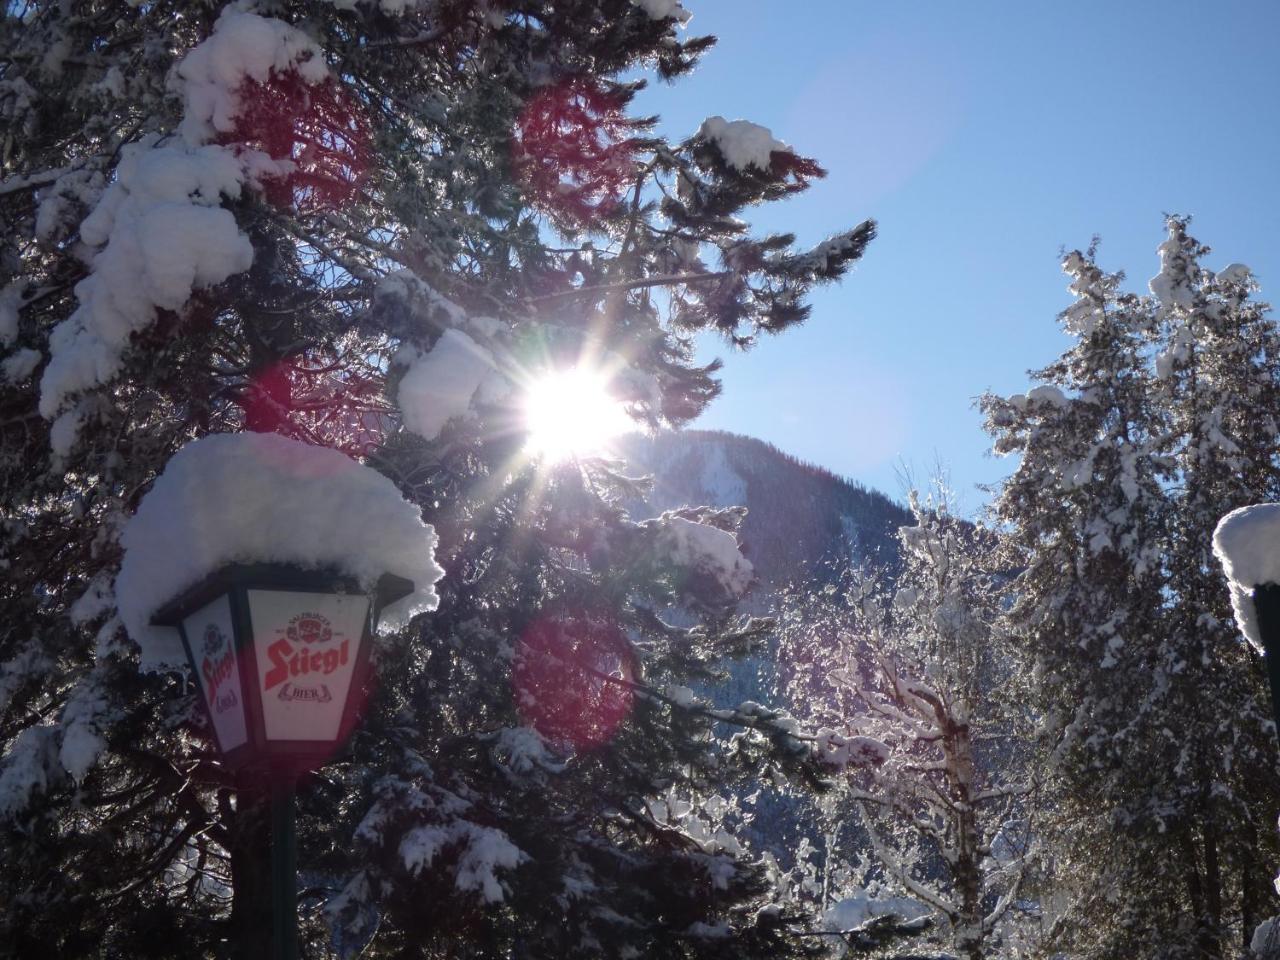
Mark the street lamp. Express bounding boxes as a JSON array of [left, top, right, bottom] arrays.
[[1249, 585, 1280, 735], [1213, 504, 1280, 736], [153, 563, 413, 960]]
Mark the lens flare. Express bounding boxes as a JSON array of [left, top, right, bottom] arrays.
[[512, 611, 635, 751], [523, 367, 630, 462]]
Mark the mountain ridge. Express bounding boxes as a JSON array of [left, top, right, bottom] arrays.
[[615, 428, 912, 590]]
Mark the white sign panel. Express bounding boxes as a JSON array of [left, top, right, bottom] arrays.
[[183, 595, 249, 752], [247, 590, 370, 743]]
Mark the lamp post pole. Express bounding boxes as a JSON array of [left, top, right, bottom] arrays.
[[1251, 584, 1280, 735], [271, 776, 298, 960], [153, 566, 414, 960]]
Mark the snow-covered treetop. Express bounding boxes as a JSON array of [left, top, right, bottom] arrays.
[[1149, 219, 1197, 317], [116, 432, 443, 670], [1059, 249, 1107, 337], [698, 117, 792, 173], [1213, 503, 1280, 650]]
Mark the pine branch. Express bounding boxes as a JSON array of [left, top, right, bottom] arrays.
[[526, 270, 733, 303]]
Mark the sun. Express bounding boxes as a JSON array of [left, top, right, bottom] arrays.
[[523, 367, 631, 462]]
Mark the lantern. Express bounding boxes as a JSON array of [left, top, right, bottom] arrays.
[[152, 563, 413, 773]]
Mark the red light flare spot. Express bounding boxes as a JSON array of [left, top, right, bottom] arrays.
[[239, 353, 389, 455], [242, 358, 294, 434], [226, 74, 372, 213], [511, 78, 639, 229], [226, 670, 379, 785], [512, 610, 636, 752]]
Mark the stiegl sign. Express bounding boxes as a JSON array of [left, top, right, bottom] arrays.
[[202, 623, 238, 710], [153, 565, 413, 772], [265, 611, 352, 700]]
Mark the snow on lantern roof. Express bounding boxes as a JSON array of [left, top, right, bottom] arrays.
[[1212, 503, 1280, 651], [117, 432, 443, 670]]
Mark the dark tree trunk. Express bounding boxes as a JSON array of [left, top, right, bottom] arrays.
[[1203, 813, 1223, 958], [1242, 820, 1269, 955]]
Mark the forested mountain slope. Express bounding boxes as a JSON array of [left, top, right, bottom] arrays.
[[617, 429, 910, 590]]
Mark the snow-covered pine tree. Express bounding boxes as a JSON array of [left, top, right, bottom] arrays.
[[981, 242, 1181, 959], [0, 2, 874, 957], [1146, 217, 1280, 957], [778, 495, 1036, 959], [980, 224, 1280, 959]]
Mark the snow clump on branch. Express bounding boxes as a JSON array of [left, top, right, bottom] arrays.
[[630, 0, 692, 24], [655, 515, 754, 599], [823, 890, 931, 935], [38, 142, 254, 420], [397, 329, 504, 442], [1213, 503, 1280, 651], [380, 270, 513, 442], [116, 432, 444, 670], [698, 117, 792, 173], [38, 9, 330, 434], [172, 8, 328, 146]]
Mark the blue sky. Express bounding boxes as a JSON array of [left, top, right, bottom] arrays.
[[635, 0, 1280, 515]]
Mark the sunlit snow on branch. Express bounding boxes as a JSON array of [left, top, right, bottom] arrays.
[[630, 0, 692, 25], [38, 142, 254, 421], [698, 117, 792, 173], [399, 821, 527, 904], [172, 9, 328, 146], [656, 515, 754, 598], [397, 329, 505, 443]]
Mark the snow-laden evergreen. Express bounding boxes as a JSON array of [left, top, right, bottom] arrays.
[[0, 2, 875, 956], [981, 220, 1280, 960]]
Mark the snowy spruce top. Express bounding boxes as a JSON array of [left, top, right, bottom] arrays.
[[1213, 504, 1280, 651], [116, 433, 444, 670]]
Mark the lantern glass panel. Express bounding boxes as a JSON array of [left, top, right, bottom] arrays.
[[247, 590, 371, 743], [182, 594, 249, 752]]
